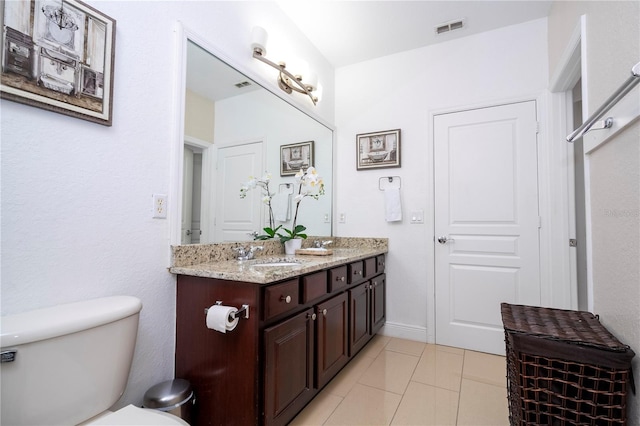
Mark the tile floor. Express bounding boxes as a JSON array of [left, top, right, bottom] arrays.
[[290, 335, 509, 425]]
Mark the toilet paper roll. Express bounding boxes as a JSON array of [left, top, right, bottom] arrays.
[[205, 305, 239, 333]]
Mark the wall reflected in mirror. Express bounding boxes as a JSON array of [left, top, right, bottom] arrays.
[[182, 40, 333, 244]]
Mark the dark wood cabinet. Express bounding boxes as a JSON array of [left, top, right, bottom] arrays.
[[349, 282, 370, 356], [175, 254, 385, 426], [315, 292, 349, 388], [264, 308, 315, 425], [371, 274, 386, 335]]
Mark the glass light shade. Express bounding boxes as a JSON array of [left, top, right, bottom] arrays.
[[288, 57, 308, 80], [306, 70, 318, 91], [314, 83, 323, 102], [251, 26, 268, 55]]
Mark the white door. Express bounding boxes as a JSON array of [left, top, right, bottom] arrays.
[[214, 142, 264, 242], [181, 147, 194, 244], [434, 101, 541, 355]]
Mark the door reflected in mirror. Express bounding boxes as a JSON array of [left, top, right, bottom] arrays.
[[180, 40, 333, 244]]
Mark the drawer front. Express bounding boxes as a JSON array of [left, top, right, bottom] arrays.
[[376, 254, 386, 273], [348, 260, 364, 285], [301, 271, 328, 303], [328, 265, 348, 292], [264, 279, 300, 320], [363, 257, 376, 279]]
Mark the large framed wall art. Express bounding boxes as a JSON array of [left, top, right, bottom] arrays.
[[1, 0, 116, 125]]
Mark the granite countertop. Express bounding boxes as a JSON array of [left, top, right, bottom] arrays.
[[169, 238, 388, 284]]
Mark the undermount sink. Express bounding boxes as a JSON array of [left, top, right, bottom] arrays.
[[251, 259, 302, 267]]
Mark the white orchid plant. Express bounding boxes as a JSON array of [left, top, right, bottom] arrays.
[[239, 172, 281, 240], [239, 167, 325, 242], [280, 166, 325, 242]]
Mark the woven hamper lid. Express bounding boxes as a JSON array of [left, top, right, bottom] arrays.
[[500, 302, 631, 353]]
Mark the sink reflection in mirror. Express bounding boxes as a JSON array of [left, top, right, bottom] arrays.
[[175, 29, 333, 246]]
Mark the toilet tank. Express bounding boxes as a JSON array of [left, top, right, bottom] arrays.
[[0, 296, 143, 426]]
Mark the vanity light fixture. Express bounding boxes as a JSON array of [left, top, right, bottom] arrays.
[[251, 26, 320, 105]]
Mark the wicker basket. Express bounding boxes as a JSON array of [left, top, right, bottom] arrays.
[[501, 303, 635, 425]]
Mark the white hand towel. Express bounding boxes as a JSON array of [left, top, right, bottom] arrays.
[[384, 188, 402, 222], [272, 193, 291, 222]]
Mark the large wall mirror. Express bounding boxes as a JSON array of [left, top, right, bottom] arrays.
[[173, 26, 333, 245]]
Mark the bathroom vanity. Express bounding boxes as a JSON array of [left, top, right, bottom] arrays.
[[170, 239, 387, 426]]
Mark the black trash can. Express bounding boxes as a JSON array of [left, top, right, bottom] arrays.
[[143, 378, 195, 424]]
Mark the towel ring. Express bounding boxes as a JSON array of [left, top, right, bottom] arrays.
[[279, 183, 294, 194], [379, 176, 401, 191]]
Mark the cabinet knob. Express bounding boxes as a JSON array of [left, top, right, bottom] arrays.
[[336, 276, 345, 282], [322, 309, 328, 316], [281, 295, 291, 304], [307, 313, 317, 321], [355, 270, 362, 276], [372, 281, 377, 287]]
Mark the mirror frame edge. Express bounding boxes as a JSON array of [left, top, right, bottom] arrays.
[[170, 21, 336, 247]]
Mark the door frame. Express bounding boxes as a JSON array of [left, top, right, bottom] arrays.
[[185, 135, 214, 243], [427, 92, 574, 343]]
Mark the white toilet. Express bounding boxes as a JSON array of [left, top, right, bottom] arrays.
[[0, 296, 189, 425]]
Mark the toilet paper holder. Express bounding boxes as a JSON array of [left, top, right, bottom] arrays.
[[204, 301, 250, 319]]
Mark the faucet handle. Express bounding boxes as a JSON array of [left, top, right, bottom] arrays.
[[321, 240, 333, 248], [250, 245, 264, 253]]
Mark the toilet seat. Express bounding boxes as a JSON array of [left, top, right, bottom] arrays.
[[85, 404, 189, 425]]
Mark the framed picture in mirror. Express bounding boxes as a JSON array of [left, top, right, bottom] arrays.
[[1, 0, 116, 126], [356, 129, 401, 170], [281, 141, 314, 176]]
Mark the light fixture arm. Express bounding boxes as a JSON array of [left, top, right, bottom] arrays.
[[252, 48, 318, 105]]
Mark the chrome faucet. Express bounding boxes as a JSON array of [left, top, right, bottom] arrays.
[[234, 245, 264, 261], [313, 240, 333, 249]]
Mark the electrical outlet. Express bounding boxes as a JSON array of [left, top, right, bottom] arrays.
[[324, 213, 331, 223], [339, 213, 346, 223], [153, 194, 167, 219]]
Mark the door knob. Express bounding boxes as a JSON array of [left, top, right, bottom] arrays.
[[437, 236, 454, 244]]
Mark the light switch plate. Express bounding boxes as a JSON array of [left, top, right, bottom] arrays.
[[410, 210, 424, 224]]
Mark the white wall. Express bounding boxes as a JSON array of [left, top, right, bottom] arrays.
[[334, 18, 549, 341], [548, 1, 640, 420], [1, 0, 334, 409]]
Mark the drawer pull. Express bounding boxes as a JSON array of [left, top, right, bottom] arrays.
[[280, 295, 292, 304], [336, 276, 345, 282]]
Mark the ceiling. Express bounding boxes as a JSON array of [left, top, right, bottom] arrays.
[[277, 1, 553, 67], [187, 1, 553, 102]]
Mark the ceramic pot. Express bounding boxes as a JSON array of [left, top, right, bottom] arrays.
[[284, 238, 302, 255]]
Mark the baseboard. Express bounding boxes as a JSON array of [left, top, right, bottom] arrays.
[[378, 321, 431, 343]]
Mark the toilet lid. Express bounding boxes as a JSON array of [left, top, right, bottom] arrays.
[[86, 404, 189, 425]]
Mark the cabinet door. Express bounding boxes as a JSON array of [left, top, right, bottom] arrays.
[[264, 308, 315, 426], [371, 274, 386, 335], [349, 282, 371, 356], [316, 292, 349, 388]]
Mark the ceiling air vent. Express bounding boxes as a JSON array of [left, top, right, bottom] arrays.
[[235, 81, 252, 88], [435, 19, 465, 35]]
